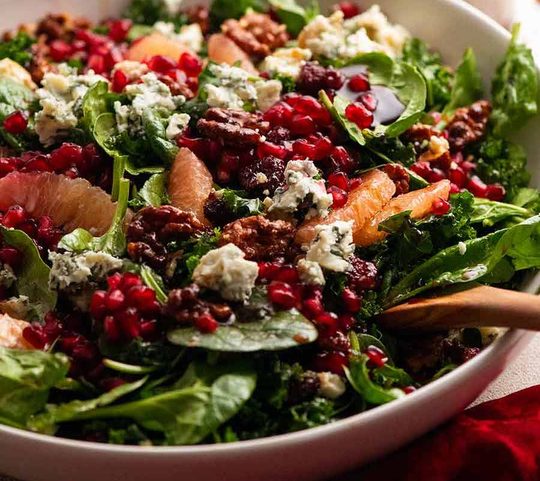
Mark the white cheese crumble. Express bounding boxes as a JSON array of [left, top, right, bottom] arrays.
[[0, 58, 36, 89], [297, 259, 326, 286], [259, 47, 312, 80], [205, 63, 282, 112], [298, 5, 409, 60], [192, 243, 259, 301], [418, 135, 450, 162], [166, 112, 190, 139], [35, 65, 107, 146], [458, 241, 467, 256], [269, 160, 333, 220], [153, 21, 204, 52], [112, 60, 149, 82], [317, 372, 346, 399], [305, 220, 354, 272], [49, 251, 123, 290]]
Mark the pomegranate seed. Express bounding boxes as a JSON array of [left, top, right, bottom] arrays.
[[119, 272, 143, 290], [257, 141, 289, 160], [431, 197, 451, 216], [147, 55, 177, 73], [358, 92, 378, 112], [314, 311, 338, 329], [302, 296, 324, 319], [2, 205, 27, 228], [49, 40, 73, 62], [3, 111, 28, 134], [448, 164, 467, 188], [365, 345, 388, 368], [263, 102, 294, 127], [108, 19, 132, 42], [87, 54, 106, 74], [450, 183, 460, 194], [105, 48, 123, 70], [195, 313, 219, 333], [267, 281, 298, 309], [312, 351, 348, 374], [127, 285, 158, 313], [410, 161, 432, 179], [0, 246, 20, 268], [337, 1, 360, 18], [348, 74, 370, 92], [328, 186, 348, 208], [25, 155, 52, 173], [117, 308, 141, 339], [486, 183, 506, 201], [427, 168, 447, 183], [111, 68, 128, 93], [328, 172, 350, 191], [140, 320, 158, 340], [273, 265, 300, 283], [90, 290, 108, 319], [345, 102, 373, 129], [466, 175, 488, 197], [258, 261, 282, 280], [349, 177, 362, 190], [178, 52, 202, 76], [461, 160, 476, 172], [23, 326, 47, 349], [331, 146, 354, 173], [312, 136, 334, 159], [338, 314, 356, 331], [342, 288, 362, 313], [403, 386, 417, 394], [51, 143, 83, 169], [292, 139, 317, 158], [290, 114, 317, 135], [103, 315, 120, 342], [106, 289, 126, 311]]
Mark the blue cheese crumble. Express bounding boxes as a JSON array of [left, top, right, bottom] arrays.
[[153, 21, 204, 52], [305, 220, 354, 272], [259, 47, 312, 80]]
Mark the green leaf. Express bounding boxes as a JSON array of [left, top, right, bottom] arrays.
[[142, 109, 179, 164], [131, 173, 169, 208], [443, 48, 483, 114], [81, 81, 117, 136], [385, 215, 540, 306], [124, 0, 173, 25], [167, 309, 318, 352], [320, 91, 366, 145], [0, 227, 57, 317], [268, 0, 319, 36], [140, 265, 168, 304], [218, 189, 263, 218], [490, 24, 539, 137], [0, 32, 34, 66], [470, 198, 531, 227], [510, 187, 540, 213], [0, 347, 69, 427], [210, 0, 266, 24]]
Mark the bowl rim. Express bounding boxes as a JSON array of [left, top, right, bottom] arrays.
[[0, 0, 537, 455]]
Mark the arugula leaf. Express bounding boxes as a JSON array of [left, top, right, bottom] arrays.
[[470, 198, 531, 227], [0, 32, 34, 66], [130, 173, 169, 209], [0, 347, 68, 427], [443, 48, 483, 113], [385, 215, 540, 306], [0, 227, 57, 318], [490, 24, 539, 137], [268, 0, 319, 36], [168, 309, 318, 352]]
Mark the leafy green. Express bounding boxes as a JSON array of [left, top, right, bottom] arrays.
[[268, 0, 319, 36], [443, 48, 483, 113], [0, 226, 57, 318], [0, 32, 34, 66], [470, 198, 531, 227], [130, 173, 169, 209], [490, 24, 538, 137], [142, 110, 179, 164], [168, 309, 318, 352], [510, 187, 540, 213], [320, 91, 366, 145], [210, 0, 265, 25], [385, 215, 540, 306], [0, 347, 68, 427], [401, 38, 453, 111], [218, 189, 263, 218], [178, 229, 221, 276], [0, 77, 36, 151], [81, 81, 118, 137], [123, 0, 186, 25], [140, 265, 167, 304]]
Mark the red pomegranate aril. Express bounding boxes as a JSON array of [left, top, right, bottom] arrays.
[[358, 92, 378, 112], [331, 146, 354, 173], [328, 186, 348, 208], [2, 205, 27, 228], [328, 172, 350, 191], [179, 52, 203, 76], [345, 102, 373, 129], [127, 286, 159, 314], [338, 313, 356, 331], [302, 297, 324, 319], [103, 315, 121, 342], [461, 160, 476, 173], [119, 272, 143, 290], [140, 320, 158, 339], [450, 182, 460, 194], [108, 19, 132, 42], [292, 139, 317, 158], [273, 266, 300, 283], [87, 54, 106, 74], [49, 40, 73, 62], [337, 1, 361, 18], [111, 68, 128, 93], [195, 313, 219, 333], [3, 111, 28, 134], [403, 385, 417, 394], [314, 311, 338, 329], [90, 290, 107, 319], [147, 55, 177, 73], [348, 74, 370, 92], [290, 114, 316, 135], [72, 343, 97, 362], [267, 281, 298, 309], [410, 161, 432, 178], [117, 308, 141, 339], [466, 175, 488, 197], [431, 197, 451, 216], [349, 177, 362, 190], [105, 48, 124, 70], [312, 351, 348, 374], [342, 287, 362, 313], [0, 246, 20, 268], [106, 289, 126, 311], [258, 261, 282, 280], [25, 156, 53, 173], [448, 164, 467, 188], [23, 326, 47, 349], [257, 141, 289, 160], [486, 183, 506, 201], [313, 136, 334, 159], [52, 143, 84, 168], [365, 345, 388, 368]]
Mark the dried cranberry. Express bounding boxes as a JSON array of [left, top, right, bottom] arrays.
[[238, 155, 285, 196], [347, 256, 378, 291], [297, 62, 345, 95]]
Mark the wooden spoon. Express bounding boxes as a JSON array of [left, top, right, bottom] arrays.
[[377, 285, 540, 332]]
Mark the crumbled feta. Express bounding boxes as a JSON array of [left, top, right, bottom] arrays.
[[153, 21, 203, 52], [269, 160, 333, 220], [35, 65, 107, 146], [0, 263, 16, 288], [205, 63, 282, 112], [317, 372, 346, 399], [298, 5, 409, 60], [112, 60, 149, 82], [458, 241, 467, 256], [166, 113, 190, 139], [0, 58, 36, 89], [49, 251, 123, 290], [305, 220, 354, 272], [259, 47, 312, 80], [297, 259, 326, 286], [192, 243, 258, 301], [256, 172, 269, 184]]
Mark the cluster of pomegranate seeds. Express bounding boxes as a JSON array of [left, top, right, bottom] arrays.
[[142, 52, 203, 94], [90, 272, 162, 344], [431, 197, 451, 216], [365, 345, 388, 368], [0, 205, 63, 254], [345, 101, 374, 129], [2, 111, 28, 135], [0, 142, 111, 189]]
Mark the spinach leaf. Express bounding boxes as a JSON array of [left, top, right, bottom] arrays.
[[470, 198, 531, 227], [320, 91, 366, 145], [142, 110, 179, 164], [0, 347, 68, 427], [0, 32, 34, 66], [210, 0, 266, 25], [140, 265, 167, 304], [268, 0, 319, 36], [385, 215, 540, 306], [0, 226, 57, 318], [510, 187, 540, 214], [167, 309, 318, 352], [490, 24, 539, 137], [130, 173, 169, 208], [443, 48, 483, 113], [401, 38, 453, 111]]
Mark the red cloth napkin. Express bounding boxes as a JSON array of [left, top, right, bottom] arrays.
[[359, 386, 540, 481]]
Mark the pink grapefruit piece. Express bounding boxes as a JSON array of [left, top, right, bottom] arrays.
[[295, 169, 396, 246], [168, 148, 213, 225], [355, 180, 452, 247], [0, 172, 119, 235], [0, 314, 32, 349], [207, 34, 257, 74], [126, 32, 192, 62]]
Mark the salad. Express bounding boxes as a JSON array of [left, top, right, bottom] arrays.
[[0, 0, 538, 446]]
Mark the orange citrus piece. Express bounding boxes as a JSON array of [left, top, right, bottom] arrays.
[[126, 32, 192, 62], [168, 148, 213, 225], [0, 314, 32, 349], [207, 34, 257, 74], [355, 180, 451, 247], [0, 172, 118, 235], [295, 169, 396, 245]]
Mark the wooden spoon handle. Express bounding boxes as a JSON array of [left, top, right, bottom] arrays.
[[378, 285, 540, 332]]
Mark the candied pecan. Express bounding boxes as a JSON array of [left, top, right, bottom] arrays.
[[403, 123, 441, 148], [28, 37, 52, 83], [446, 100, 491, 152], [382, 164, 410, 196], [219, 215, 296, 262], [36, 13, 91, 42], [184, 5, 210, 34], [222, 12, 288, 59], [166, 284, 233, 324], [197, 108, 269, 145]]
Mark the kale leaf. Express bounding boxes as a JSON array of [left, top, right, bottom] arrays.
[[0, 32, 34, 66]]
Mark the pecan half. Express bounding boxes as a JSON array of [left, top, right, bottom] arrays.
[[184, 5, 210, 35], [446, 100, 491, 152], [36, 13, 91, 42], [28, 37, 52, 83], [166, 284, 233, 324], [197, 108, 269, 145], [222, 12, 288, 59], [219, 215, 297, 262]]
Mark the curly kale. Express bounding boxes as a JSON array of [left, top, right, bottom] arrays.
[[0, 32, 34, 66]]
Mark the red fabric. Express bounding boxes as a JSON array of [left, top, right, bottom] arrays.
[[360, 386, 540, 481]]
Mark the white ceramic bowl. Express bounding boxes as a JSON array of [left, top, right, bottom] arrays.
[[0, 1, 539, 480]]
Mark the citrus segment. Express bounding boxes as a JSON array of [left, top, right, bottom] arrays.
[[207, 34, 257, 74], [0, 314, 32, 349], [126, 32, 192, 62]]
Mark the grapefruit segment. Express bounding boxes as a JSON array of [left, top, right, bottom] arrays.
[[207, 34, 257, 74], [0, 314, 32, 349], [355, 180, 452, 247], [126, 32, 192, 62], [168, 148, 213, 225], [295, 169, 396, 245], [0, 172, 118, 235]]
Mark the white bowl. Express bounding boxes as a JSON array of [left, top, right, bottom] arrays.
[[0, 1, 539, 480]]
